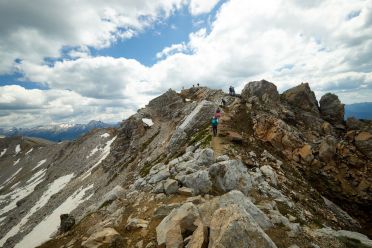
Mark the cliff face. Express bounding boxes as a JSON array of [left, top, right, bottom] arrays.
[[0, 83, 371, 248]]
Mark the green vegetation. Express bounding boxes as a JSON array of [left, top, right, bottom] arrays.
[[139, 154, 166, 177], [189, 124, 212, 148]]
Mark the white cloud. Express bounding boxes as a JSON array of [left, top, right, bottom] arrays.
[[156, 43, 188, 59], [189, 0, 220, 15], [1, 0, 372, 127], [0, 0, 187, 74]]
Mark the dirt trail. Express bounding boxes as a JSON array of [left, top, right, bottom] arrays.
[[211, 107, 231, 156]]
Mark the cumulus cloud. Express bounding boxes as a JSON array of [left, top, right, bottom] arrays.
[[0, 85, 135, 128], [189, 0, 220, 15], [0, 0, 187, 74], [1, 0, 372, 127]]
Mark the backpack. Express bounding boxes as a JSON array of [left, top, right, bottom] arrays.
[[211, 118, 218, 126]]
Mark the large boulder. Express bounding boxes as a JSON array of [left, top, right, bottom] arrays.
[[319, 93, 344, 125], [196, 148, 215, 166], [208, 160, 253, 195], [281, 83, 319, 114], [208, 204, 277, 248], [156, 202, 200, 247], [60, 214, 75, 233], [81, 228, 122, 248], [198, 190, 273, 230], [354, 131, 372, 159], [177, 170, 212, 195], [319, 136, 337, 162], [241, 80, 280, 104]]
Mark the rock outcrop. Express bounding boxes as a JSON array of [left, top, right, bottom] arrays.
[[281, 83, 319, 114], [241, 80, 280, 105], [320, 93, 345, 125]]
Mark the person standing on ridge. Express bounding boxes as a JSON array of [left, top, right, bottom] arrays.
[[211, 116, 219, 137], [215, 108, 221, 119]]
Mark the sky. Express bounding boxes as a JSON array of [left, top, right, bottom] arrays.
[[0, 0, 371, 128]]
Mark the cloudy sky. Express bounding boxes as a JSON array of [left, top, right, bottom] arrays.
[[0, 0, 371, 128]]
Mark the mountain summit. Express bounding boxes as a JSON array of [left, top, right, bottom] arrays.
[[0, 81, 371, 248]]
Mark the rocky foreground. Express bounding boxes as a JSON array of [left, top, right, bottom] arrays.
[[0, 80, 371, 248]]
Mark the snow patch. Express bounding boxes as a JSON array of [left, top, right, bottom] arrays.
[[15, 144, 21, 154], [13, 159, 20, 166], [0, 148, 7, 157], [86, 146, 99, 159], [0, 168, 45, 216], [25, 148, 33, 155], [33, 159, 47, 171], [0, 174, 74, 246], [80, 136, 117, 180], [15, 184, 94, 248], [185, 98, 191, 102], [100, 133, 110, 138], [1, 168, 22, 188], [142, 118, 154, 126]]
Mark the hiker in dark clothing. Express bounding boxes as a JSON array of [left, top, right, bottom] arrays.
[[197, 83, 200, 87], [211, 116, 219, 137], [221, 99, 226, 107], [229, 86, 235, 96]]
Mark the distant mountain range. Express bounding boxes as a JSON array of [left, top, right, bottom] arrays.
[[0, 120, 119, 142], [345, 102, 372, 120]]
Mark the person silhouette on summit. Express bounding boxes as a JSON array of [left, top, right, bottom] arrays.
[[211, 116, 219, 137], [229, 86, 235, 96]]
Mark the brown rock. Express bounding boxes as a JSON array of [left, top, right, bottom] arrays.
[[208, 204, 277, 248], [319, 136, 337, 162], [354, 131, 372, 159], [81, 228, 122, 248], [320, 93, 344, 125], [241, 80, 280, 105], [188, 219, 208, 248], [298, 144, 314, 164], [281, 83, 319, 114], [156, 202, 200, 247]]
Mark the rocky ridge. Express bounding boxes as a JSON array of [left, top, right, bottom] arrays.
[[0, 83, 371, 248]]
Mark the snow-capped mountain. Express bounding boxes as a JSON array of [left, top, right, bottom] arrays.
[[0, 121, 118, 142]]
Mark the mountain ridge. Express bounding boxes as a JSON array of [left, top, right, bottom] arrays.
[[0, 81, 371, 248]]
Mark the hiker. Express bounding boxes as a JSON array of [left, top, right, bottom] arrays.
[[193, 84, 195, 87], [229, 86, 235, 96], [211, 116, 219, 137], [197, 83, 200, 87], [215, 108, 221, 119], [221, 99, 226, 107]]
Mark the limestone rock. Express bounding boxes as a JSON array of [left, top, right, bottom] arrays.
[[81, 228, 122, 248], [241, 80, 280, 104], [260, 165, 278, 186], [316, 228, 372, 247], [208, 204, 277, 248], [126, 218, 149, 230], [319, 136, 337, 162], [199, 190, 272, 230], [354, 131, 372, 159], [154, 203, 181, 219], [187, 219, 208, 248], [178, 170, 212, 195], [178, 187, 194, 196], [320, 93, 344, 125], [208, 160, 253, 195], [164, 179, 179, 195], [281, 83, 319, 114], [196, 148, 215, 166], [156, 202, 200, 248], [60, 214, 75, 233]]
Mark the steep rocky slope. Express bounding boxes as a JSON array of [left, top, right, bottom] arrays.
[[0, 83, 371, 248]]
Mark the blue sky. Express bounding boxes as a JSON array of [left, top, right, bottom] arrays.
[[0, 0, 371, 127]]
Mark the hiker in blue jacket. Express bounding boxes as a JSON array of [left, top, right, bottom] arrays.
[[211, 116, 219, 137]]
